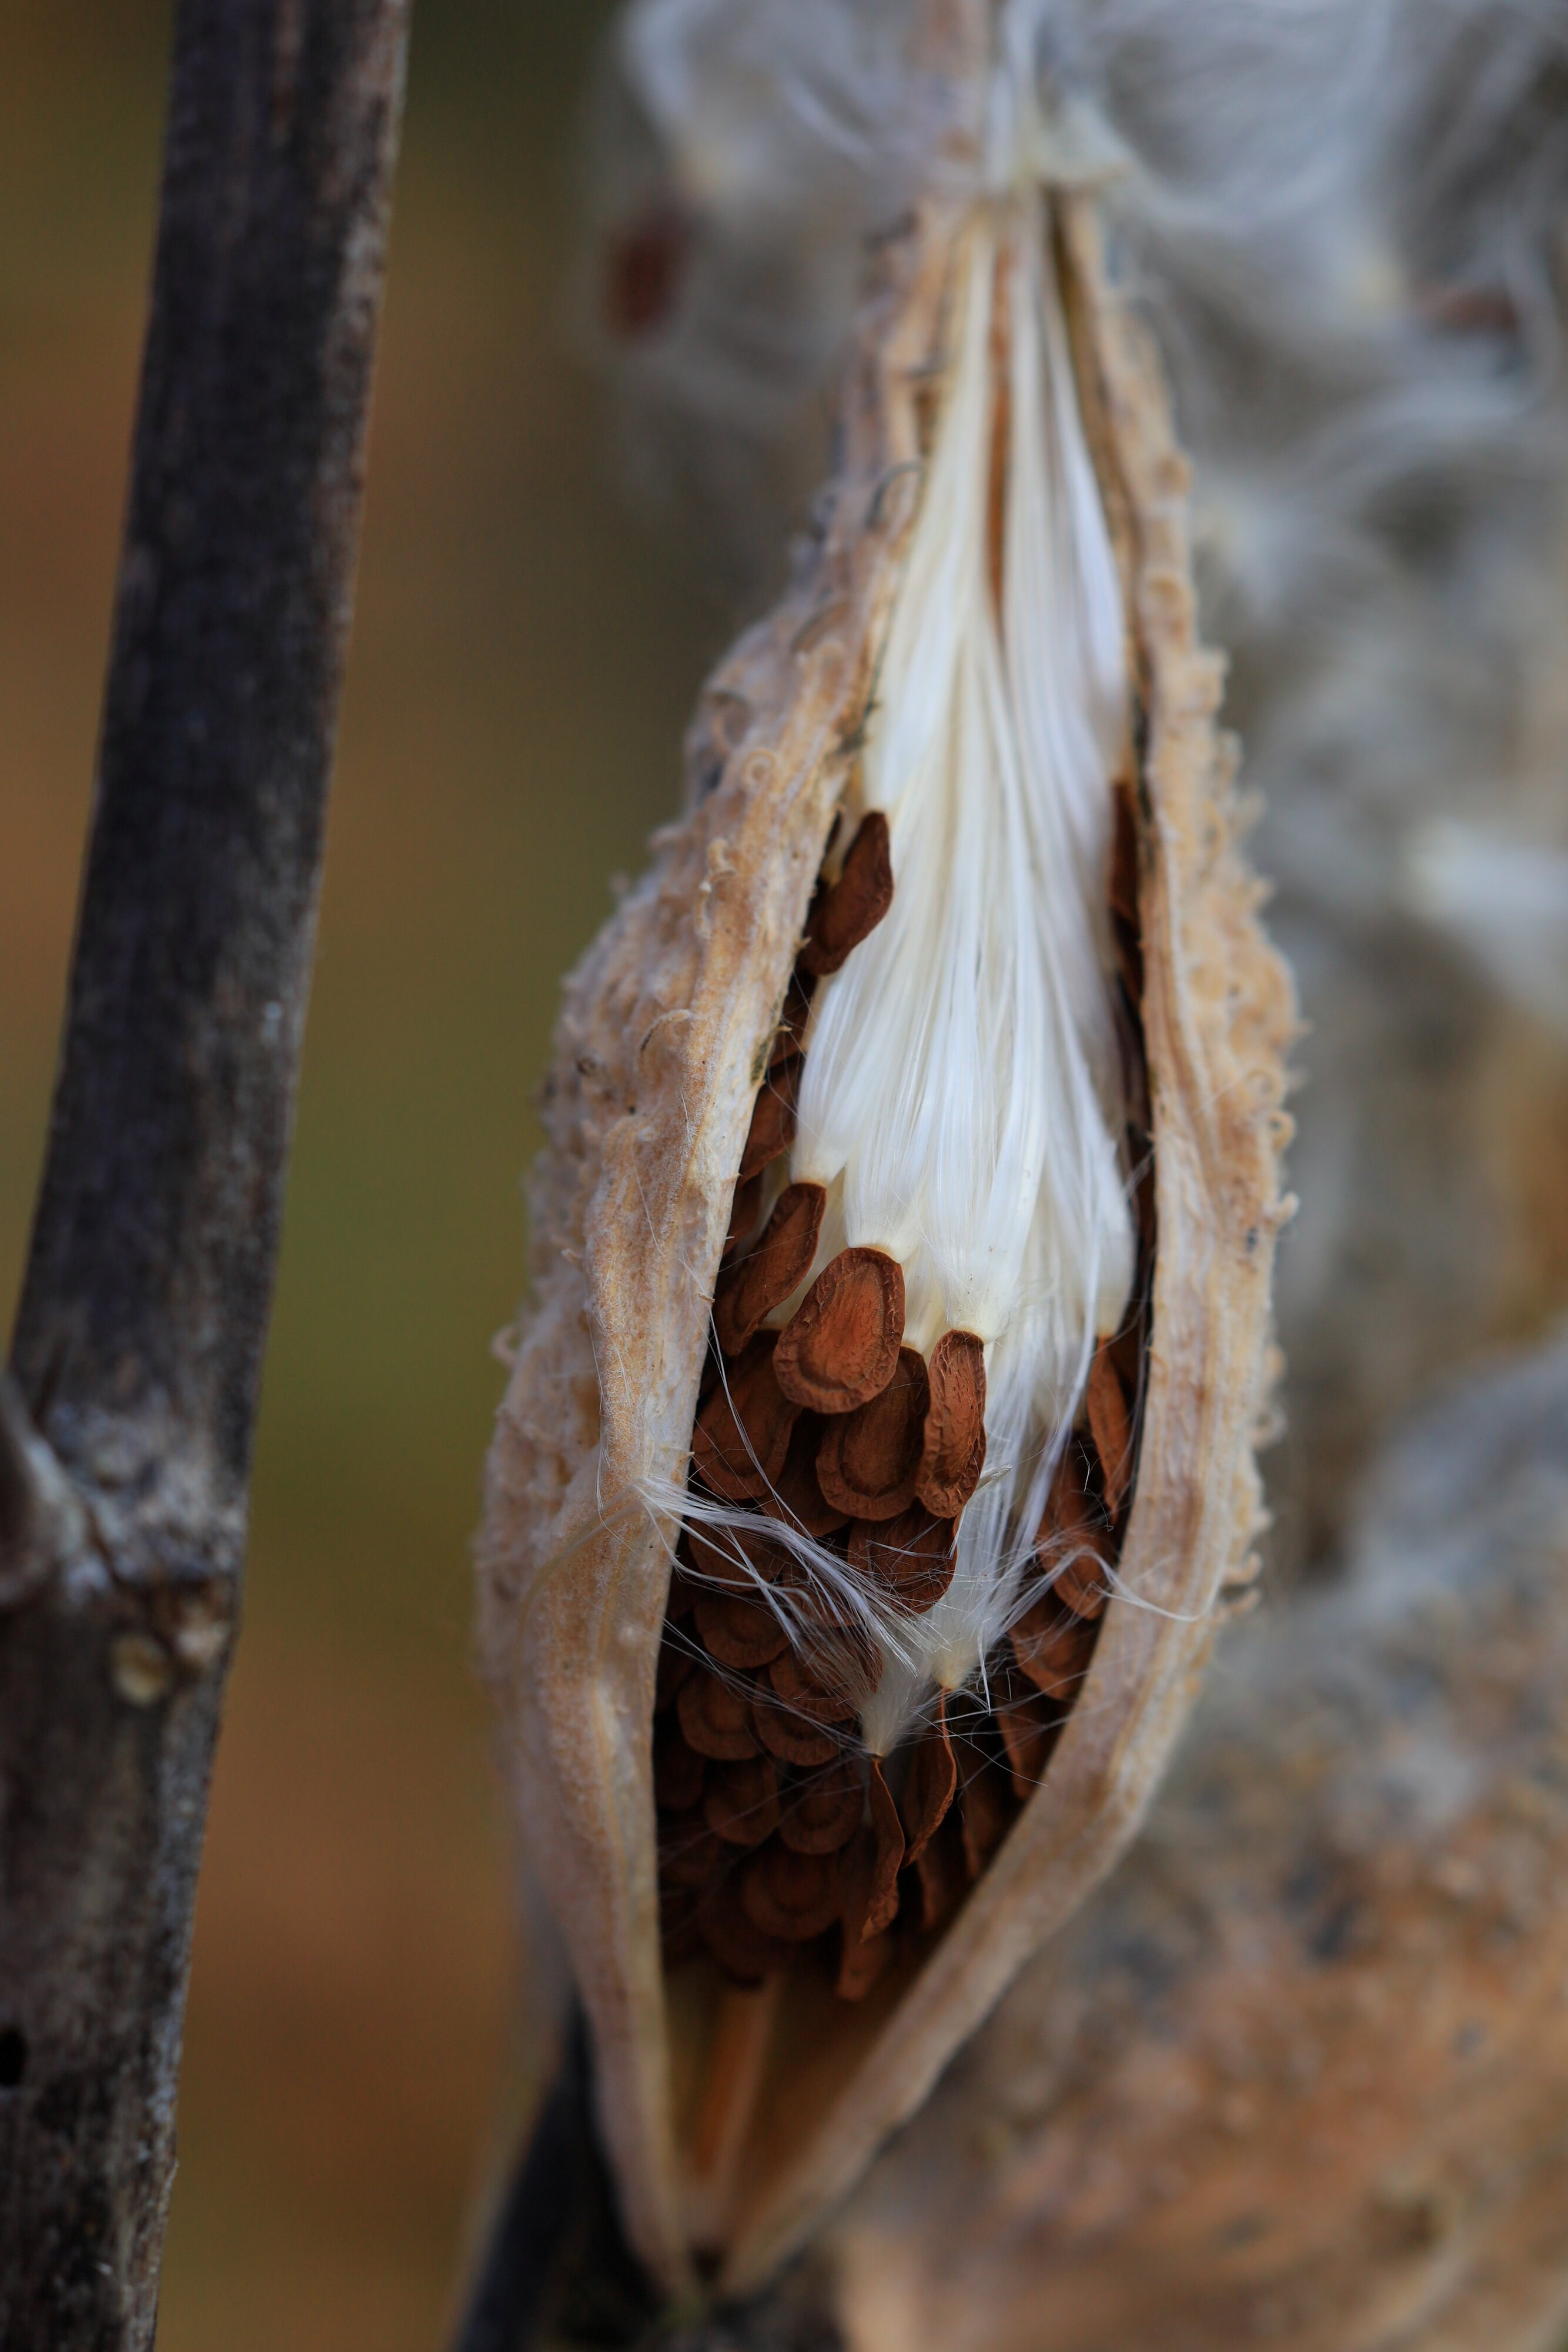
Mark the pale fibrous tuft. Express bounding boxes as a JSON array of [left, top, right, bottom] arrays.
[[791, 178, 1133, 1741]]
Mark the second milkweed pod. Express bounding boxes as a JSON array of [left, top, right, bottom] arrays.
[[478, 3, 1295, 2301]]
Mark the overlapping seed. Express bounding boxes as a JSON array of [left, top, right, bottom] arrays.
[[1085, 1341, 1133, 1519], [721, 1170, 765, 1261], [714, 1182, 827, 1356], [778, 1759, 862, 1855], [706, 1755, 781, 1846], [753, 1700, 839, 1770], [774, 1247, 905, 1413], [899, 1695, 957, 1865], [692, 1333, 800, 1500], [817, 1345, 929, 1519], [799, 811, 895, 978], [849, 1505, 957, 1613], [694, 1586, 790, 1669], [742, 1843, 843, 1942], [678, 1670, 758, 1761], [738, 1051, 803, 1181], [1010, 1591, 1096, 1698], [762, 1414, 848, 1538], [653, 807, 1149, 1996], [915, 1330, 987, 1515], [1033, 1439, 1110, 1618], [995, 1683, 1059, 1798]]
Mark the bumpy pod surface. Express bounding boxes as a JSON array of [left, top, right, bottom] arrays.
[[479, 101, 1293, 2290]]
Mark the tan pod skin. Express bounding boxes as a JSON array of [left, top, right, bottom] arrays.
[[477, 105, 1296, 2297]]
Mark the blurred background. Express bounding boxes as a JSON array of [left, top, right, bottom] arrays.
[[8, 5, 1568, 2347], [0, 4, 726, 2342]]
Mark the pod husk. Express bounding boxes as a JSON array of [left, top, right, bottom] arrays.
[[478, 179, 1295, 2293]]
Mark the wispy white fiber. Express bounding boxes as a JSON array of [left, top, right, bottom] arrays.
[[788, 168, 1132, 1745]]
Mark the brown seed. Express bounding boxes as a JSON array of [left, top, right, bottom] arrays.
[[996, 1686, 1059, 1798], [706, 1753, 782, 1847], [655, 1627, 695, 1712], [799, 811, 894, 977], [1034, 1446, 1109, 1619], [1086, 1341, 1134, 1519], [654, 1717, 707, 1813], [778, 1759, 863, 1856], [775, 1248, 905, 1414], [864, 1758, 905, 1940], [761, 1413, 850, 1539], [687, 1516, 790, 1591], [660, 1882, 704, 1968], [741, 1840, 844, 1942], [1052, 1436, 1097, 1526], [1048, 1538, 1108, 1621], [1010, 1592, 1096, 1702], [914, 1809, 968, 1934], [739, 1052, 803, 1181], [694, 1586, 790, 1671], [692, 1332, 801, 1502], [751, 1692, 842, 1769], [835, 1829, 894, 2001], [1108, 1310, 1144, 1406], [721, 1170, 765, 1261], [698, 1880, 793, 1987], [915, 1330, 988, 1517], [817, 1345, 929, 1520], [713, 1181, 827, 1356], [768, 971, 814, 1066], [769, 1644, 858, 1726], [678, 1666, 759, 1761], [659, 1809, 726, 1890], [957, 1742, 1014, 1882], [900, 1693, 957, 1865], [849, 1505, 957, 1615]]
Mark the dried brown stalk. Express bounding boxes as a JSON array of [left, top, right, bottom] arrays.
[[0, 4, 409, 2338]]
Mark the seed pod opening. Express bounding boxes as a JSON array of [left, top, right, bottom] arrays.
[[479, 9, 1293, 2300]]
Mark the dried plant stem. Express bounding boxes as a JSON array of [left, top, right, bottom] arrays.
[[0, 3, 409, 2340]]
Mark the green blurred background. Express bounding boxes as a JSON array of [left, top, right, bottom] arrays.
[[0, 5, 724, 2341]]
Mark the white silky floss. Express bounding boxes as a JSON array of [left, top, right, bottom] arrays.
[[791, 79, 1135, 1753]]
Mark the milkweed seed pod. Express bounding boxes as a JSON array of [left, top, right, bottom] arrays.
[[479, 1, 1294, 2296]]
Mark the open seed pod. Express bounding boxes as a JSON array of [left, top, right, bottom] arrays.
[[479, 20, 1295, 2298]]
